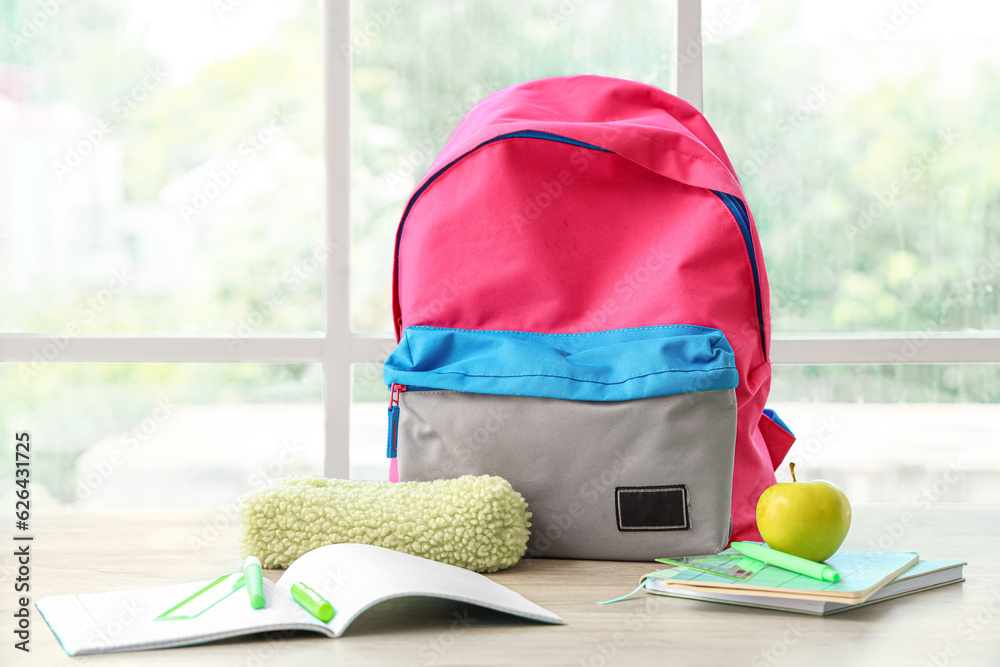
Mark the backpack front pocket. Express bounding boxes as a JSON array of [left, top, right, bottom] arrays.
[[383, 325, 738, 561]]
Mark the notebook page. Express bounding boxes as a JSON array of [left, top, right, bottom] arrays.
[[892, 559, 967, 582], [646, 578, 828, 614], [276, 543, 563, 637], [36, 579, 331, 656]]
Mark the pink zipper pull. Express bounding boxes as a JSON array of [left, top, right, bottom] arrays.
[[389, 383, 406, 408]]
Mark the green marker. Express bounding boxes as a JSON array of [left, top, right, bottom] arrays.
[[243, 556, 266, 609], [730, 542, 840, 582], [290, 582, 335, 622]]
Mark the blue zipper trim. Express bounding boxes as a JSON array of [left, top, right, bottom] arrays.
[[384, 325, 738, 402], [386, 405, 399, 458], [763, 408, 793, 436], [712, 191, 766, 360], [494, 130, 612, 152]]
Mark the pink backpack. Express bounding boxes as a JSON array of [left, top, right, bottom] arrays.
[[384, 75, 796, 559]]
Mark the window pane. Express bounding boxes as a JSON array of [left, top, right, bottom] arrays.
[[770, 365, 1000, 503], [350, 0, 676, 333], [0, 363, 322, 508], [353, 360, 1000, 504], [704, 0, 1000, 334], [0, 0, 323, 333], [351, 363, 390, 481]]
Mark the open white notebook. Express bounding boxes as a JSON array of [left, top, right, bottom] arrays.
[[36, 543, 563, 656]]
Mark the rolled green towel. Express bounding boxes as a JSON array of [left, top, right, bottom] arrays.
[[238, 475, 532, 573]]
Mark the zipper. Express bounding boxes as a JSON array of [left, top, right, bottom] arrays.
[[391, 131, 766, 362], [712, 191, 766, 360], [386, 383, 406, 459]]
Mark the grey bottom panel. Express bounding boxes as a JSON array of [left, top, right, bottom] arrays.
[[397, 389, 737, 560]]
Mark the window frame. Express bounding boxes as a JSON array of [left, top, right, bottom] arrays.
[[1, 0, 998, 479]]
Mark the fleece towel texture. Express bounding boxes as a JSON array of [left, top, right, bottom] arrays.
[[238, 475, 532, 573]]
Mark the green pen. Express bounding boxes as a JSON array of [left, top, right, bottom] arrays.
[[730, 542, 840, 582], [290, 582, 335, 622], [243, 556, 266, 609]]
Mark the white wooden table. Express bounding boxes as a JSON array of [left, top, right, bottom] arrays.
[[2, 504, 998, 666]]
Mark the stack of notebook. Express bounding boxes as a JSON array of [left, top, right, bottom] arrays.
[[624, 546, 965, 616]]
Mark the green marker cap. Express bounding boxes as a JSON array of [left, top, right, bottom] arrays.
[[730, 542, 840, 583], [243, 556, 266, 609], [291, 581, 335, 623]]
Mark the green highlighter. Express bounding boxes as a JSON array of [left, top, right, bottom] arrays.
[[730, 542, 841, 582], [243, 557, 266, 609], [290, 582, 335, 623]]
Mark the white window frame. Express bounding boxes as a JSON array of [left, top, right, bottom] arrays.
[[1, 0, 998, 478]]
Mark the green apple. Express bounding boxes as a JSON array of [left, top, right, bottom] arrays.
[[756, 462, 852, 562]]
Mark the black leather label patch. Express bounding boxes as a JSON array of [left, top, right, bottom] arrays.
[[615, 485, 689, 531]]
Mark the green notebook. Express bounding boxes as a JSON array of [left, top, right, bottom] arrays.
[[645, 559, 966, 615], [642, 546, 920, 603]]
